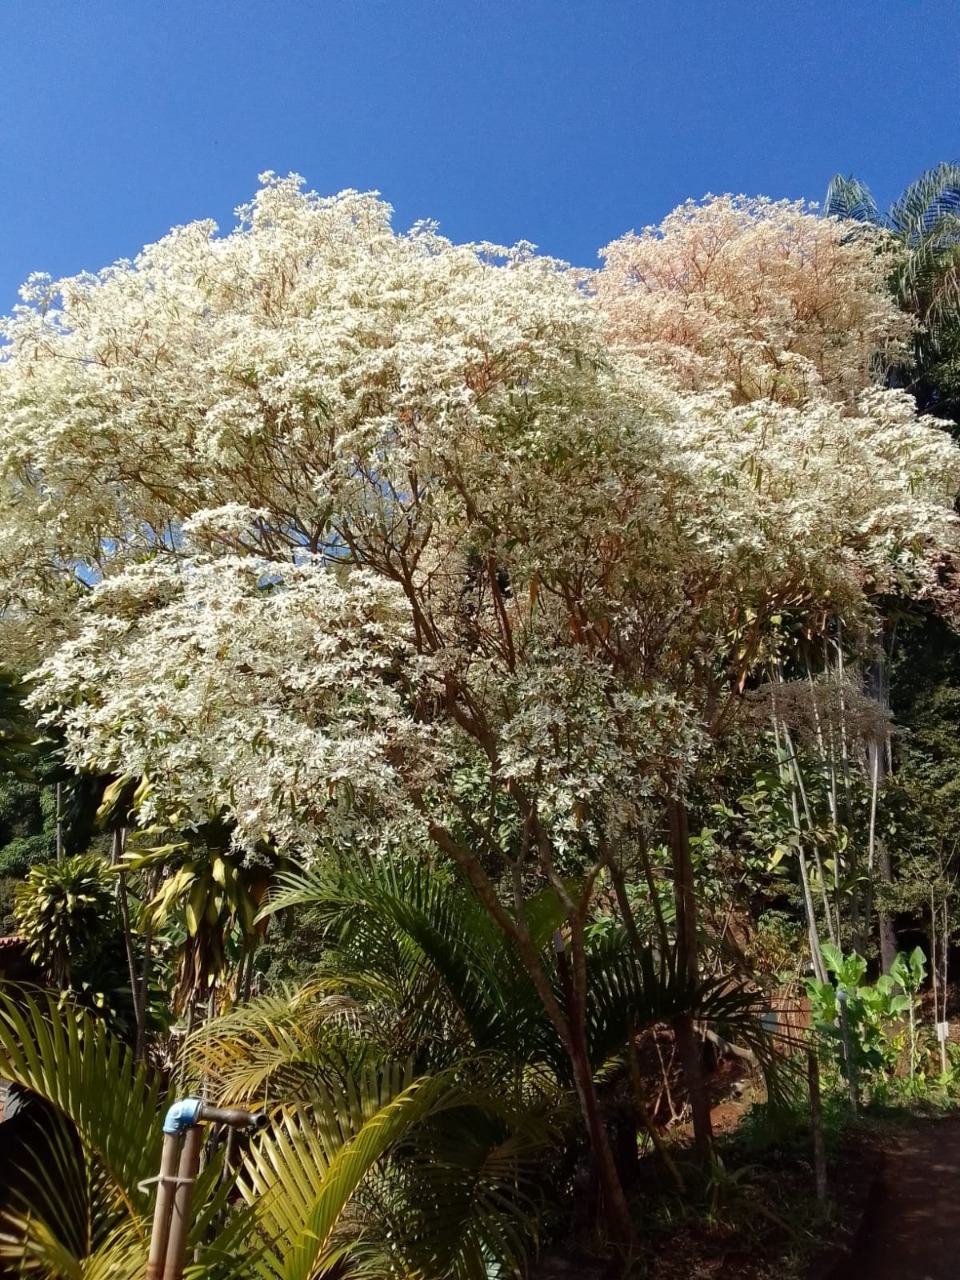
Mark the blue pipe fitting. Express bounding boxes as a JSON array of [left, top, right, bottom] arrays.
[[162, 1097, 203, 1135]]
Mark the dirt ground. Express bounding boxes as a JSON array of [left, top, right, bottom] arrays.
[[845, 1113, 960, 1280]]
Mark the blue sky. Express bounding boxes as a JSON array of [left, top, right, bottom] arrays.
[[1, 0, 958, 311]]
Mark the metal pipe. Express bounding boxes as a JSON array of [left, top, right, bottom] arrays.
[[198, 1103, 267, 1130], [145, 1132, 182, 1280]]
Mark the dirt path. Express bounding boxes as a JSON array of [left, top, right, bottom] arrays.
[[847, 1116, 960, 1279]]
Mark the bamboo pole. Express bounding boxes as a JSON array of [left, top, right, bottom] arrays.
[[162, 1125, 203, 1280], [145, 1134, 182, 1280]]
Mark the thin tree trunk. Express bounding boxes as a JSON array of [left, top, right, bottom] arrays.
[[667, 797, 697, 987], [55, 782, 63, 863], [569, 1041, 636, 1246], [667, 796, 713, 1158], [835, 638, 865, 951], [798, 846, 828, 984], [943, 899, 949, 1025], [117, 871, 141, 1030], [878, 846, 897, 975], [113, 827, 147, 1057], [807, 1050, 828, 1202], [431, 821, 636, 1245], [609, 833, 668, 962], [773, 713, 827, 982], [556, 939, 636, 1246], [865, 648, 896, 971], [241, 945, 256, 1004], [931, 891, 941, 1068], [635, 829, 671, 961], [781, 721, 838, 949], [136, 915, 153, 1064], [608, 854, 645, 957]]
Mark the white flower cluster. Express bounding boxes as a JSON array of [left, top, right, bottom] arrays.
[[1, 175, 957, 860], [29, 555, 429, 854]]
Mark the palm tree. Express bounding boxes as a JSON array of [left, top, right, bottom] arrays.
[[825, 162, 960, 420], [0, 856, 784, 1279], [0, 989, 550, 1280], [248, 853, 787, 1212], [260, 852, 781, 1090]]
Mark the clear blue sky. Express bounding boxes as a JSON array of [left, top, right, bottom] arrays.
[[1, 0, 958, 311]]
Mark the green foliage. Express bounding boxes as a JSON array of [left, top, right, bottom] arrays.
[[242, 1064, 551, 1280], [806, 943, 925, 1086], [886, 612, 960, 919], [826, 163, 960, 422], [265, 852, 783, 1095], [14, 854, 117, 986], [12, 853, 133, 1033], [0, 774, 53, 876], [0, 670, 37, 775], [0, 986, 550, 1280], [0, 719, 113, 929], [0, 990, 161, 1275], [743, 910, 806, 979]]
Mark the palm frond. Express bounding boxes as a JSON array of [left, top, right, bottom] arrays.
[[187, 985, 375, 1107], [0, 1098, 152, 1277], [0, 990, 161, 1229], [0, 1107, 127, 1270], [888, 162, 960, 237], [823, 174, 881, 224], [583, 928, 794, 1107], [0, 1214, 145, 1280], [267, 856, 563, 1073], [241, 1062, 466, 1280], [0, 993, 271, 1277], [376, 1098, 555, 1280]]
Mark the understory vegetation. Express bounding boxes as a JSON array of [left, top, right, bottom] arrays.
[[2, 164, 960, 1277]]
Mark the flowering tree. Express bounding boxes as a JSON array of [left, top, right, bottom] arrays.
[[596, 195, 912, 407], [3, 175, 959, 1232], [598, 196, 958, 988]]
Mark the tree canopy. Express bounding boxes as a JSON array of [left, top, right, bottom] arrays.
[[3, 173, 960, 1270]]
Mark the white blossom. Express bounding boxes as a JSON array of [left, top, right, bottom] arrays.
[[2, 175, 957, 863]]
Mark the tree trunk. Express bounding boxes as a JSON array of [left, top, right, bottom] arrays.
[[113, 826, 149, 1058], [798, 847, 828, 984], [136, 913, 154, 1064], [667, 797, 713, 1157], [240, 944, 256, 1005], [568, 1022, 637, 1246], [675, 1016, 712, 1158], [878, 840, 897, 974], [431, 823, 636, 1246], [556, 934, 636, 1247], [866, 651, 897, 972]]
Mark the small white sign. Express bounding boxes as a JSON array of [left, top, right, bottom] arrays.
[[937, 1021, 950, 1043]]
